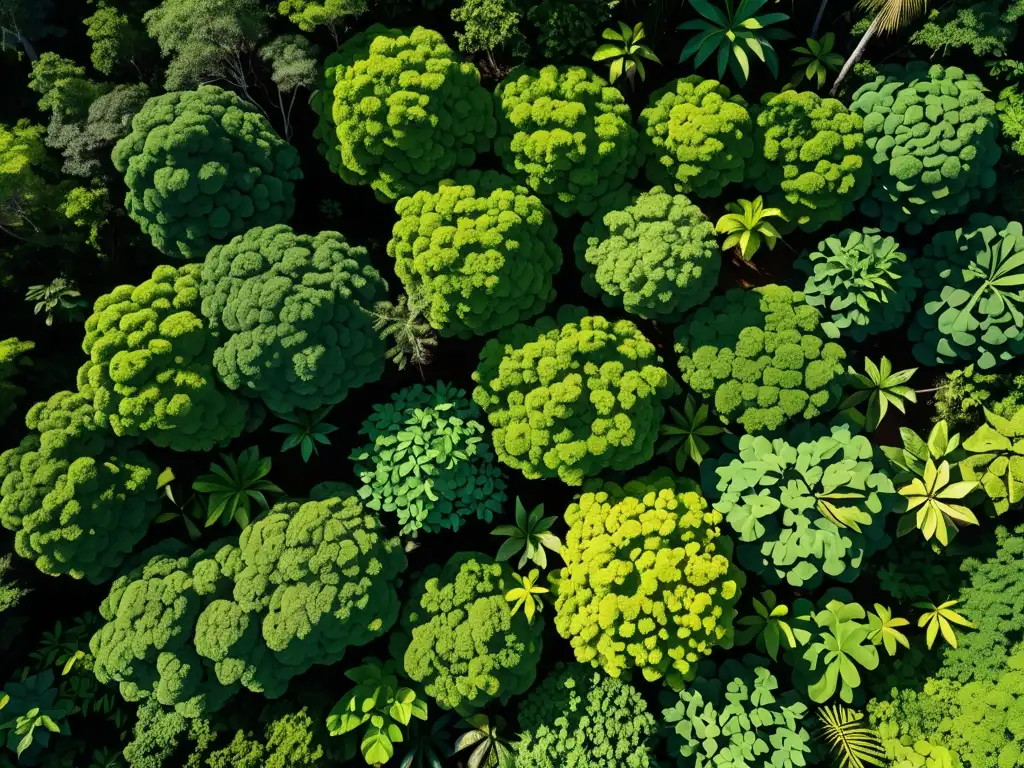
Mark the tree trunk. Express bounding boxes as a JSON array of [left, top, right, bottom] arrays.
[[830, 14, 880, 95], [811, 0, 828, 37]]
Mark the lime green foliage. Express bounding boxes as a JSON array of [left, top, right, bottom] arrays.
[[554, 470, 743, 687], [736, 590, 810, 660], [200, 224, 387, 413], [278, 0, 366, 33], [505, 568, 548, 624], [112, 85, 301, 260], [574, 187, 720, 321], [840, 357, 918, 433], [663, 656, 813, 767], [0, 120, 69, 247], [746, 90, 870, 232], [715, 196, 785, 261], [0, 554, 27, 613], [83, 1, 151, 77], [207, 707, 328, 768], [0, 671, 71, 763], [962, 407, 1024, 515], [850, 63, 1001, 235], [0, 391, 160, 583], [78, 263, 256, 452], [592, 22, 661, 86], [867, 605, 912, 656], [122, 698, 216, 768], [451, 0, 525, 58], [514, 663, 658, 768], [640, 76, 752, 198], [493, 65, 641, 217], [0, 338, 32, 424], [492, 498, 562, 570], [674, 285, 847, 433], [311, 25, 495, 201], [997, 85, 1024, 156], [911, 0, 1022, 57], [708, 422, 894, 588], [387, 171, 561, 338], [817, 706, 887, 768], [657, 394, 728, 471], [916, 600, 975, 650], [351, 382, 506, 535], [934, 365, 1024, 432], [796, 229, 921, 342], [472, 307, 675, 485], [910, 216, 1024, 370], [401, 553, 542, 710]]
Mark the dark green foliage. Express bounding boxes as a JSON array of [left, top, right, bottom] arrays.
[[200, 224, 388, 413], [122, 699, 216, 768], [270, 407, 337, 462], [523, 0, 616, 59], [206, 708, 327, 768], [933, 364, 1024, 431], [83, 0, 152, 77], [351, 382, 506, 535], [657, 394, 729, 470], [514, 663, 658, 768], [0, 554, 27, 613], [112, 86, 301, 260], [674, 285, 847, 433], [191, 446, 281, 529], [0, 338, 32, 424], [912, 0, 1023, 57], [365, 293, 438, 373], [0, 671, 71, 763]]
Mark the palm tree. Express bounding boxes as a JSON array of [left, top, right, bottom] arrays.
[[829, 0, 927, 95]]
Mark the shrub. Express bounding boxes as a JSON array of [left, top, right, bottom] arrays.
[[387, 170, 561, 338], [351, 382, 506, 535], [199, 224, 388, 413], [472, 307, 676, 485], [554, 470, 743, 687], [746, 90, 870, 233], [639, 75, 753, 198], [0, 337, 33, 424], [662, 655, 813, 767], [112, 85, 301, 260], [910, 216, 1024, 369], [674, 285, 847, 433], [850, 63, 1001, 235], [796, 228, 921, 342], [933, 364, 1024, 431], [962, 407, 1024, 516], [514, 663, 658, 768], [493, 65, 641, 217], [78, 263, 256, 452], [400, 552, 542, 710], [310, 25, 495, 201], [706, 422, 894, 588], [574, 186, 721, 322]]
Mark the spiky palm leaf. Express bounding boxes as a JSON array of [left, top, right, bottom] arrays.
[[818, 706, 886, 768]]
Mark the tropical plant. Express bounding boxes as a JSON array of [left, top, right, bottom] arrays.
[[790, 33, 843, 88], [491, 498, 562, 570], [505, 569, 548, 624], [270, 406, 338, 462], [657, 394, 728, 470], [191, 447, 283, 529], [830, 0, 928, 94], [0, 554, 27, 614], [453, 713, 514, 768], [897, 459, 980, 547], [715, 196, 785, 261], [0, 671, 70, 762], [865, 605, 910, 656], [592, 21, 661, 86], [24, 277, 87, 326], [817, 706, 886, 768], [735, 590, 811, 660], [839, 357, 918, 432], [677, 0, 790, 85], [153, 466, 204, 541], [962, 406, 1024, 516], [398, 715, 453, 768], [325, 658, 429, 766], [882, 421, 964, 481], [915, 600, 975, 650], [366, 293, 438, 374]]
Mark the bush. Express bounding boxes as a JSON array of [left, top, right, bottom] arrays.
[[639, 76, 753, 198], [796, 228, 921, 342], [112, 85, 301, 260], [351, 382, 506, 535], [472, 307, 675, 485], [514, 663, 658, 768], [493, 65, 641, 217], [850, 63, 1001, 235], [400, 552, 542, 710], [554, 470, 743, 687], [746, 90, 870, 232], [387, 170, 561, 338], [199, 224, 388, 413], [311, 25, 495, 201], [0, 338, 33, 424], [674, 285, 847, 433], [706, 422, 894, 588], [662, 655, 813, 767], [574, 186, 721, 322], [933, 364, 1024, 431], [78, 263, 256, 452]]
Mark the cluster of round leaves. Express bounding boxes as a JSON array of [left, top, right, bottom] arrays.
[[78, 263, 256, 452], [910, 215, 1024, 369], [674, 285, 847, 433], [112, 85, 301, 260], [705, 422, 894, 589], [851, 63, 1001, 235], [199, 224, 388, 414], [554, 470, 743, 688], [350, 382, 506, 535], [639, 76, 753, 198], [0, 390, 159, 583], [472, 306, 676, 486], [796, 228, 921, 342], [514, 663, 658, 768], [493, 65, 641, 217], [312, 25, 495, 201], [400, 552, 542, 711], [746, 90, 870, 232], [387, 171, 561, 338], [574, 186, 721, 322]]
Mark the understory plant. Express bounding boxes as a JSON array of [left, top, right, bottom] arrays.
[[657, 394, 729, 470], [191, 447, 282, 530], [591, 22, 660, 86], [715, 196, 784, 261], [840, 357, 918, 432], [491, 498, 562, 570], [677, 0, 790, 85]]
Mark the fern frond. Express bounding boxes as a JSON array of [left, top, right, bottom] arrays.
[[818, 706, 887, 768]]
